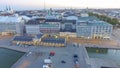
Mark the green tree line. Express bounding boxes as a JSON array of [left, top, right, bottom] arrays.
[[88, 12, 119, 25]]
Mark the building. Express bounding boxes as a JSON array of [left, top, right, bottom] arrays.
[[80, 13, 89, 17], [25, 20, 41, 34], [76, 20, 113, 39], [41, 19, 61, 34], [78, 16, 99, 21], [60, 32, 76, 38], [61, 16, 78, 32], [39, 22, 60, 34], [40, 37, 66, 47], [0, 6, 15, 16], [12, 34, 66, 47], [0, 16, 24, 35], [21, 15, 31, 22], [25, 19, 60, 35], [12, 35, 33, 45]]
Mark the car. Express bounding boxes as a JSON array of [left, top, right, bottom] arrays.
[[61, 60, 66, 63], [73, 44, 75, 47], [48, 56, 51, 59], [49, 51, 55, 56], [43, 65, 50, 68], [73, 54, 78, 58]]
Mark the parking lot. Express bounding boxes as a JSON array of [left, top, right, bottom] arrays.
[[10, 42, 90, 68]]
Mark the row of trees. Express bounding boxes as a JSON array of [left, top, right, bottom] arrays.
[[88, 12, 119, 25]]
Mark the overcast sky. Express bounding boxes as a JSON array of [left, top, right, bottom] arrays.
[[0, 0, 120, 10]]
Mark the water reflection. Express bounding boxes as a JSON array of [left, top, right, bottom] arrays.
[[86, 47, 120, 65], [86, 47, 108, 53], [0, 48, 25, 68]]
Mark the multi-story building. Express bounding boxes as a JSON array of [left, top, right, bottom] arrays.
[[39, 22, 60, 34], [76, 20, 113, 39], [61, 16, 78, 32], [0, 16, 24, 35], [25, 20, 40, 34], [25, 19, 60, 35]]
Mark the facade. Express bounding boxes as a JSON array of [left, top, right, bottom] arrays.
[[60, 32, 76, 38], [80, 13, 89, 17], [41, 19, 61, 34], [61, 16, 78, 32], [25, 20, 40, 34], [40, 37, 66, 47], [25, 19, 60, 35], [39, 23, 60, 34], [0, 16, 24, 35], [76, 20, 113, 39], [12, 34, 66, 47]]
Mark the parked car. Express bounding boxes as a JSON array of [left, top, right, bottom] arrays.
[[43, 59, 52, 68], [61, 60, 66, 63], [49, 51, 55, 56], [73, 54, 78, 58]]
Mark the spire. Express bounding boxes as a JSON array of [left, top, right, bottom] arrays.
[[48, 8, 52, 16], [6, 6, 8, 11], [9, 6, 11, 11]]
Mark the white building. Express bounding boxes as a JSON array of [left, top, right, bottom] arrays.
[[80, 13, 89, 17], [39, 23, 60, 34], [76, 20, 113, 39], [0, 16, 24, 35], [61, 16, 78, 32], [25, 20, 40, 34], [25, 19, 60, 35]]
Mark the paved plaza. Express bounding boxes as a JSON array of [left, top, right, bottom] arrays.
[[0, 33, 120, 68], [11, 43, 90, 68]]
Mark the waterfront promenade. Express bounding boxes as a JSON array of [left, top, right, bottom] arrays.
[[0, 37, 120, 68], [0, 45, 29, 52], [0, 41, 91, 68]]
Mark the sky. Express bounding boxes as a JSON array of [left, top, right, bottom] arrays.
[[0, 0, 120, 10]]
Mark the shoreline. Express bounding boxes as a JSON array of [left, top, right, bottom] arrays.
[[84, 45, 120, 50], [0, 45, 29, 52]]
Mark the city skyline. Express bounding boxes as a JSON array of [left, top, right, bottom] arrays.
[[0, 0, 120, 10], [0, 1, 120, 68]]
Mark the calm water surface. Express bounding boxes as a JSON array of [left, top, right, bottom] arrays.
[[0, 48, 24, 68], [86, 47, 120, 65]]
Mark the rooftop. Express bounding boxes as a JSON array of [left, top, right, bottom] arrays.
[[45, 19, 61, 22], [78, 16, 99, 21], [0, 16, 22, 23], [41, 37, 65, 44], [66, 16, 78, 20], [77, 20, 112, 26], [35, 34, 44, 39], [13, 36, 33, 42], [61, 20, 76, 24], [45, 15, 57, 20], [89, 21, 112, 26], [21, 16, 31, 20], [25, 20, 40, 25], [40, 23, 59, 27]]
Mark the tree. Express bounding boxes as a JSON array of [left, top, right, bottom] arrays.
[[88, 12, 119, 25]]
